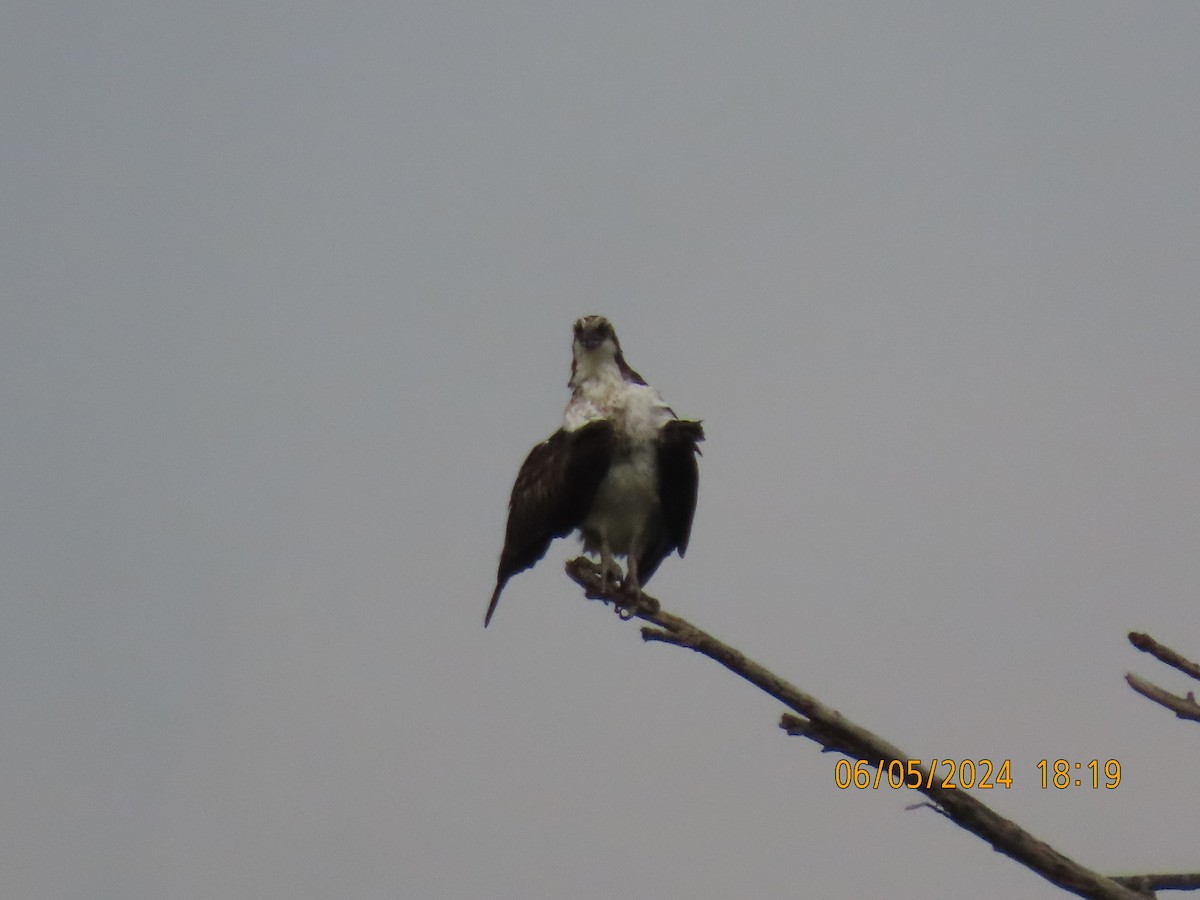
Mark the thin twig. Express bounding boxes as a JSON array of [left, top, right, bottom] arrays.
[[904, 800, 954, 821], [1112, 873, 1200, 894], [1125, 673, 1200, 723]]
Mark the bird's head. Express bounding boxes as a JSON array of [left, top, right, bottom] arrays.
[[569, 315, 646, 388], [573, 315, 620, 357]]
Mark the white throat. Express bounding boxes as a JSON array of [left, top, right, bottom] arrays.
[[569, 344, 619, 389], [564, 357, 673, 438]]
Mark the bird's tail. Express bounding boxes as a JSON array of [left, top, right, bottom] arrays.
[[483, 577, 508, 628]]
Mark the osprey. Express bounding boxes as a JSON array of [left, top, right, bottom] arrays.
[[484, 315, 703, 627]]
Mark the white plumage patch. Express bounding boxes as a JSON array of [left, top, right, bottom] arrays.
[[563, 357, 674, 437], [582, 443, 660, 559]]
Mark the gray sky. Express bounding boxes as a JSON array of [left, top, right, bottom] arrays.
[[3, 3, 1199, 898]]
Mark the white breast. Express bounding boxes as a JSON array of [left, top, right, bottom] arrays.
[[582, 444, 661, 558], [562, 361, 674, 437]]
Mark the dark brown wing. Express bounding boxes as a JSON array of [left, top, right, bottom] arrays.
[[485, 420, 615, 626], [638, 419, 704, 584]]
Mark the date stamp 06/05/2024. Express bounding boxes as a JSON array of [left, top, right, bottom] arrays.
[[833, 758, 1122, 791]]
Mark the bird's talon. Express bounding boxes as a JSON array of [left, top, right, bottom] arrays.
[[599, 562, 624, 597]]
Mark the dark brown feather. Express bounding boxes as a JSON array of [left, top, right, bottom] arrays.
[[614, 352, 648, 386], [485, 420, 616, 626], [638, 419, 704, 583]]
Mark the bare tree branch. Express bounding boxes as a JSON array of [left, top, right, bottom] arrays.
[[1126, 632, 1200, 724], [1125, 673, 1200, 723], [1128, 632, 1200, 683], [566, 558, 1166, 900]]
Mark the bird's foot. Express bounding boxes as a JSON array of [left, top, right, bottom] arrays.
[[565, 557, 656, 619], [599, 559, 624, 596], [566, 557, 625, 601], [614, 584, 660, 620]]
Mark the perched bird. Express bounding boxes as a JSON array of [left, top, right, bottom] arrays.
[[484, 315, 703, 627]]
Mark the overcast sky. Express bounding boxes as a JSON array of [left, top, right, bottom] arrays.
[[3, 3, 1199, 898]]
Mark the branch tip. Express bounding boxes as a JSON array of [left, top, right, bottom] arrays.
[[1127, 631, 1200, 683]]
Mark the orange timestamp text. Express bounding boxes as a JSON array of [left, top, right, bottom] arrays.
[[834, 758, 1013, 790], [1036, 758, 1121, 789], [834, 758, 1124, 790]]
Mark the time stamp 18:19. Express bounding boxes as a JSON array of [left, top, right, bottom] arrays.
[[833, 758, 1122, 790]]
